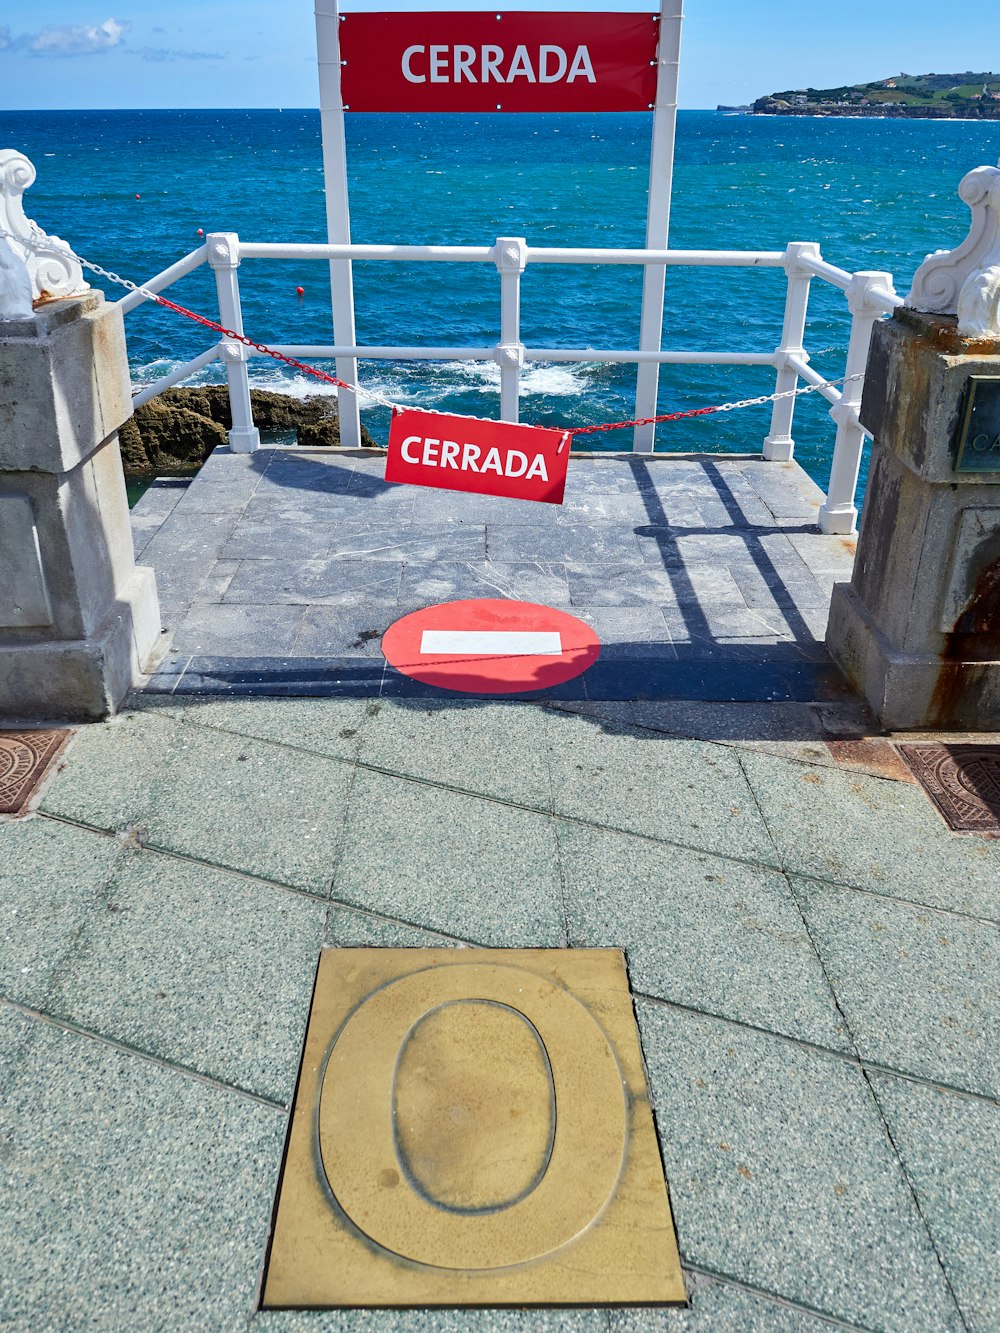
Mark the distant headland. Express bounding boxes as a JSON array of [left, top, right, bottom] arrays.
[[746, 72, 1000, 118]]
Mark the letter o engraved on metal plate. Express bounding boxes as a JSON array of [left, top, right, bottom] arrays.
[[318, 963, 628, 1271]]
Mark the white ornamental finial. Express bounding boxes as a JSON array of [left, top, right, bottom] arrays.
[[906, 163, 1000, 337], [0, 149, 88, 302]]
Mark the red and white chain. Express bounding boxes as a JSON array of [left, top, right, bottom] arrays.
[[2, 225, 861, 436]]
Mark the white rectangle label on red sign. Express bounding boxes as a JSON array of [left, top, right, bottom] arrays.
[[386, 409, 570, 505], [420, 630, 563, 656], [339, 12, 659, 114]]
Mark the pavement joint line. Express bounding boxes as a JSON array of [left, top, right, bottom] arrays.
[[28, 819, 1000, 1106], [773, 871, 971, 1321], [130, 704, 803, 877], [0, 994, 288, 1111], [683, 1264, 876, 1332], [552, 807, 573, 951], [325, 894, 485, 949], [787, 867, 1000, 930], [634, 989, 1000, 1109], [734, 745, 788, 872], [778, 858, 867, 1061], [36, 811, 335, 907], [861, 1067, 972, 1332], [320, 753, 365, 913], [34, 809, 483, 949]]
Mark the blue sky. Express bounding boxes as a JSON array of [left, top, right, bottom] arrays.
[[0, 2, 995, 110]]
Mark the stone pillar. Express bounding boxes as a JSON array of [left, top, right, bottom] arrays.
[[0, 292, 162, 720], [826, 164, 1000, 729]]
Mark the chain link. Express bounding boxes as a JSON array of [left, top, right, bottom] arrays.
[[572, 374, 861, 436], [0, 223, 401, 412], [2, 225, 863, 436]]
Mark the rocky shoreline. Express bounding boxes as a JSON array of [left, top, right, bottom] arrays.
[[119, 386, 378, 478], [752, 104, 1000, 119]]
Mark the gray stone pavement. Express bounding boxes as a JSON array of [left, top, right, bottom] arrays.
[[1, 447, 997, 1330], [1, 691, 997, 1331]]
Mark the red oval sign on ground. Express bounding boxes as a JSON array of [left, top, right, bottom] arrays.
[[382, 599, 601, 695]]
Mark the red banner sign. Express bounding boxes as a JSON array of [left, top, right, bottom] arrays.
[[340, 12, 659, 113], [386, 409, 570, 504]]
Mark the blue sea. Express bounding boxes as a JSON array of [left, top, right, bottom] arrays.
[[2, 108, 999, 498]]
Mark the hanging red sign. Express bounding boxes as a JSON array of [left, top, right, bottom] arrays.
[[385, 409, 571, 504], [339, 12, 660, 114]]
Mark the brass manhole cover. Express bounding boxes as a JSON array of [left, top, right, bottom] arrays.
[[0, 730, 70, 816], [898, 743, 1000, 834], [262, 948, 685, 1309]]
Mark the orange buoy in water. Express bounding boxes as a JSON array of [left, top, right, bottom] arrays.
[[135, 193, 141, 200], [295, 286, 305, 296], [197, 227, 204, 236]]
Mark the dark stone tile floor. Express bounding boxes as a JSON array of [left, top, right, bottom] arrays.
[[135, 447, 856, 703]]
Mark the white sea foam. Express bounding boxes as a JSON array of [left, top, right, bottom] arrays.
[[130, 354, 600, 415]]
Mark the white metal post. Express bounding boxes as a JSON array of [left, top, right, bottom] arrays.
[[633, 0, 684, 453], [315, 0, 362, 448], [818, 271, 896, 535], [206, 232, 260, 453], [764, 241, 819, 462], [495, 237, 527, 422]]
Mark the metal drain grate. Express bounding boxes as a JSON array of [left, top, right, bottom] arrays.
[[897, 744, 1000, 835], [0, 731, 70, 816]]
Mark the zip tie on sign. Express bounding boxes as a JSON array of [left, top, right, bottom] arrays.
[[2, 226, 864, 436]]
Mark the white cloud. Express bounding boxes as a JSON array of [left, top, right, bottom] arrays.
[[27, 18, 131, 58], [135, 46, 223, 63]]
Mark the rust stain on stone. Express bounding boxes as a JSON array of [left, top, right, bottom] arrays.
[[931, 554, 1000, 725], [824, 739, 917, 783], [0, 730, 71, 816], [896, 308, 1000, 359]]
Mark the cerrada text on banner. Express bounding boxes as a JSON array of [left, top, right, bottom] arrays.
[[386, 409, 571, 505], [339, 12, 660, 113]]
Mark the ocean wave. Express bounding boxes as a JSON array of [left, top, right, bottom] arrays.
[[129, 354, 602, 411], [131, 357, 227, 389]]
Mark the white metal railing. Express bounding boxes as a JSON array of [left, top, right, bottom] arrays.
[[121, 232, 902, 535]]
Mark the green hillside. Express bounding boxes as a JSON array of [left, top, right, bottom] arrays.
[[755, 72, 1000, 117]]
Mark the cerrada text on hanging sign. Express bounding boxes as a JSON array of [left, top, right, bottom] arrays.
[[386, 410, 571, 505], [338, 12, 660, 113]]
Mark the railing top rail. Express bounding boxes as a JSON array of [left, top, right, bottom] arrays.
[[525, 247, 787, 267], [117, 245, 207, 314], [224, 240, 790, 268], [238, 242, 496, 263], [798, 253, 853, 291], [261, 344, 781, 366]]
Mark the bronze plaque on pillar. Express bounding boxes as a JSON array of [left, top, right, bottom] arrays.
[[955, 377, 1000, 473], [261, 948, 685, 1309]]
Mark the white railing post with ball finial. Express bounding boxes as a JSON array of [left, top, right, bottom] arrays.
[[495, 236, 527, 423], [206, 231, 260, 453], [818, 270, 897, 535], [763, 241, 819, 462]]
